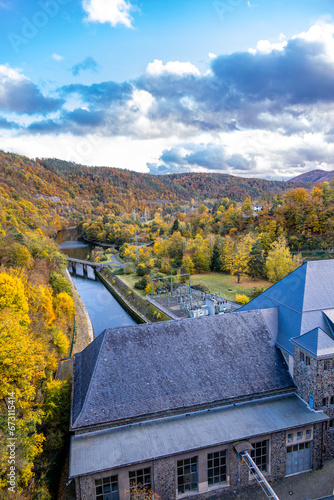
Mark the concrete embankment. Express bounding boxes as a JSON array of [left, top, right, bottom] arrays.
[[98, 269, 173, 323], [66, 269, 94, 354], [97, 270, 148, 324]]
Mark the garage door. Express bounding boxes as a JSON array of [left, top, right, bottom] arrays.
[[286, 442, 312, 476]]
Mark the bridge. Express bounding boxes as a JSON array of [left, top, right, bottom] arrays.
[[66, 257, 105, 278]]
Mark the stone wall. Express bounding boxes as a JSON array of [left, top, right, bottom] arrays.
[[293, 345, 334, 458], [270, 431, 287, 480], [153, 457, 176, 500], [312, 423, 324, 470], [293, 346, 334, 410]]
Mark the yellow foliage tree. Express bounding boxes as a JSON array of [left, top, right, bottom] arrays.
[[52, 327, 70, 355], [265, 236, 302, 283], [0, 272, 30, 326], [53, 292, 75, 320]]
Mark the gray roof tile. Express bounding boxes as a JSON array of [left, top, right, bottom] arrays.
[[71, 310, 293, 429]]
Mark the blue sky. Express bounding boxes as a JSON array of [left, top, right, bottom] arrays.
[[1, 0, 334, 179]]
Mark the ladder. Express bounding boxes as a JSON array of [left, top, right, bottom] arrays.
[[239, 451, 280, 500]]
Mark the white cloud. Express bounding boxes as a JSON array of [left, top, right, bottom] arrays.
[[248, 39, 287, 55], [82, 0, 134, 28], [209, 52, 217, 60], [293, 22, 334, 63], [128, 89, 154, 114], [52, 53, 64, 62], [0, 64, 26, 83], [146, 59, 200, 77]]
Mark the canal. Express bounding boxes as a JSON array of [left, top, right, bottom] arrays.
[[57, 230, 137, 337]]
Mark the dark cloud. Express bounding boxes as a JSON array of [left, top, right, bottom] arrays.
[[62, 108, 106, 127], [0, 77, 63, 115], [147, 144, 256, 175], [211, 38, 334, 106], [0, 116, 20, 129], [72, 56, 99, 76], [60, 81, 133, 107], [27, 119, 63, 133], [186, 145, 226, 170]]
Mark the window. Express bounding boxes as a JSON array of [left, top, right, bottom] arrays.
[[297, 431, 303, 440], [324, 360, 329, 371], [287, 434, 293, 442], [329, 420, 334, 430], [322, 397, 327, 408], [251, 440, 269, 473], [207, 450, 227, 486], [177, 457, 198, 495], [300, 352, 305, 362], [305, 429, 312, 439], [287, 442, 311, 453], [95, 476, 119, 500], [129, 468, 151, 499], [306, 356, 310, 366], [330, 396, 334, 407]]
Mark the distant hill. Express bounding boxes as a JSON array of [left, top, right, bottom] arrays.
[[0, 150, 312, 236], [290, 169, 334, 183]]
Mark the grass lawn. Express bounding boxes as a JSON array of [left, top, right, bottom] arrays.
[[119, 272, 272, 302], [191, 273, 273, 301], [118, 274, 147, 298]]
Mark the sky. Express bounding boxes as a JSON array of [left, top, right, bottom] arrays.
[[1, 0, 334, 179]]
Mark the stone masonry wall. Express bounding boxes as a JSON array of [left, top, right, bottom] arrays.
[[293, 346, 334, 458], [153, 456, 176, 500], [77, 475, 95, 500], [312, 423, 324, 470], [270, 431, 287, 480]]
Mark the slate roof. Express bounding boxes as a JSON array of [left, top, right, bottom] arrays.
[[71, 309, 293, 430], [291, 327, 334, 358], [239, 260, 334, 355], [69, 393, 328, 477]]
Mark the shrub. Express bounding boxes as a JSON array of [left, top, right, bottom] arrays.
[[235, 294, 250, 305], [113, 267, 124, 275], [49, 272, 73, 296], [137, 263, 149, 276], [52, 327, 70, 355], [124, 266, 134, 275], [134, 276, 149, 290]]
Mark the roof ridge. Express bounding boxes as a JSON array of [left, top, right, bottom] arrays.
[[300, 261, 308, 312], [73, 330, 107, 428]]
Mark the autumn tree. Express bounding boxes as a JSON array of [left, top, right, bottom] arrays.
[[247, 239, 265, 280], [167, 231, 184, 266], [229, 234, 256, 283], [265, 236, 302, 283]]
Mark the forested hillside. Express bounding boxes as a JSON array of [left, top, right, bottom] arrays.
[[290, 169, 334, 183], [0, 151, 310, 233]]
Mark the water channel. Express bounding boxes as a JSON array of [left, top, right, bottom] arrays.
[[56, 229, 137, 337]]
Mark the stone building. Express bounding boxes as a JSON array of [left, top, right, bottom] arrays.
[[69, 260, 334, 499]]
